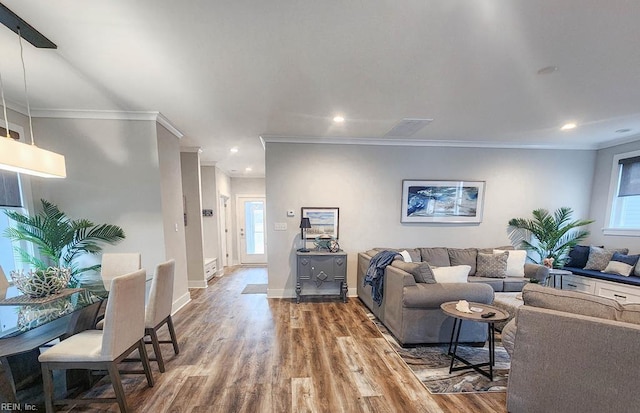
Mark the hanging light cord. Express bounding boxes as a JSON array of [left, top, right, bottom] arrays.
[[18, 28, 35, 146], [0, 70, 9, 139]]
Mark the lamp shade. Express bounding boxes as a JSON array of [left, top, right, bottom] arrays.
[[0, 138, 66, 178], [299, 217, 311, 229]]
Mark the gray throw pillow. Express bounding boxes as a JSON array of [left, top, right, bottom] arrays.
[[475, 251, 508, 278], [584, 246, 630, 271], [419, 247, 451, 267], [391, 261, 436, 284]]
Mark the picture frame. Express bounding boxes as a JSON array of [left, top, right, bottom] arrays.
[[401, 180, 485, 223], [301, 207, 340, 239]]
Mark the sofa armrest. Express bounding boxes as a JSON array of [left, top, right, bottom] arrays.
[[508, 306, 640, 413], [403, 282, 494, 308], [523, 263, 549, 282]]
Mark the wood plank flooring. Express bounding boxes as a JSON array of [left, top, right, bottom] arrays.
[[59, 266, 507, 412]]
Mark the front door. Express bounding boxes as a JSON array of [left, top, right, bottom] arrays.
[[237, 196, 267, 264]]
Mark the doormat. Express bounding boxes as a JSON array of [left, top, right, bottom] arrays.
[[241, 284, 268, 294], [368, 313, 510, 394]]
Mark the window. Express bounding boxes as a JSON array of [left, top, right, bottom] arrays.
[[605, 150, 640, 236]]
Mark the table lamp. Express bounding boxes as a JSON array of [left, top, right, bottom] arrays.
[[298, 217, 311, 252]]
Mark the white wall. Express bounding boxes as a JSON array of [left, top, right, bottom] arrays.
[[28, 116, 190, 311], [156, 123, 190, 310], [201, 166, 219, 261], [216, 168, 232, 264], [32, 118, 166, 274], [265, 142, 596, 298], [180, 151, 206, 287], [588, 139, 640, 253]]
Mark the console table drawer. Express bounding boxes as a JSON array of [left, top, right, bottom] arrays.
[[562, 275, 596, 294], [296, 251, 347, 303], [596, 283, 640, 304]]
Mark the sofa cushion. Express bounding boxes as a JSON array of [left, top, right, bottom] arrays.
[[602, 252, 640, 277], [503, 277, 530, 292], [522, 283, 622, 320], [431, 265, 470, 283], [563, 267, 640, 287], [373, 247, 421, 262], [448, 248, 478, 275], [419, 247, 451, 267], [584, 246, 630, 271], [467, 275, 504, 291], [476, 252, 508, 278], [619, 303, 640, 325], [478, 245, 514, 254], [391, 261, 436, 284], [402, 282, 494, 308], [495, 249, 527, 277], [399, 250, 413, 262]]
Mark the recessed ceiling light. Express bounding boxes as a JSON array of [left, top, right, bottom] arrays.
[[537, 65, 558, 75], [230, 147, 239, 153], [245, 167, 252, 172], [561, 123, 577, 131], [333, 115, 345, 123], [616, 128, 632, 133]]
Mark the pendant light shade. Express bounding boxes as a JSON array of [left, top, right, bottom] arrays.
[[0, 137, 66, 178], [0, 5, 66, 179]]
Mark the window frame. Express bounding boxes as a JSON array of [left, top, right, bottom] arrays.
[[604, 148, 640, 236]]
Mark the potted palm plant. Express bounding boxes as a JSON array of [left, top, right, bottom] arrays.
[[508, 207, 594, 269], [3, 199, 126, 288]]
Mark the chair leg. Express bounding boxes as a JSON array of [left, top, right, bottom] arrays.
[[167, 316, 180, 355], [148, 328, 165, 373], [106, 362, 129, 413], [41, 363, 55, 413], [138, 339, 154, 387]]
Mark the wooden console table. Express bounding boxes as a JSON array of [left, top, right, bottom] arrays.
[[295, 251, 347, 303]]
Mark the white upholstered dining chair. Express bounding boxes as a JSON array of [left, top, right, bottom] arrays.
[[100, 253, 142, 290], [39, 269, 153, 413], [145, 259, 180, 372]]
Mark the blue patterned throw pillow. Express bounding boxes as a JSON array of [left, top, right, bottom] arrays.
[[602, 252, 640, 277]]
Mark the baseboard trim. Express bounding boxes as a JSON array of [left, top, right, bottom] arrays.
[[188, 280, 208, 289], [172, 292, 191, 315]]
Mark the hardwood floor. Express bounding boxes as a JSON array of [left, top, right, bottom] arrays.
[[59, 266, 507, 412]]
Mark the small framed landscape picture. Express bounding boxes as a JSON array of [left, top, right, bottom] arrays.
[[301, 207, 339, 239], [401, 180, 485, 223]]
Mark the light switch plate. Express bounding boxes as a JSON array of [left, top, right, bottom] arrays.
[[274, 222, 287, 231]]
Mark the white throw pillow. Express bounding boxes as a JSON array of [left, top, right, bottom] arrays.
[[432, 265, 471, 283], [399, 250, 412, 262], [494, 249, 527, 277]]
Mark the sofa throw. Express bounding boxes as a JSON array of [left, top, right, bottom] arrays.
[[364, 250, 399, 306]]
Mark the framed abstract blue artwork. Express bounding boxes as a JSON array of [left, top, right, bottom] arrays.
[[401, 180, 485, 223]]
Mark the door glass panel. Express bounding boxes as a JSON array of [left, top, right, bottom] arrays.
[[244, 201, 265, 255]]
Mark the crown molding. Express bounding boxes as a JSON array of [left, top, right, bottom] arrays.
[[200, 160, 218, 167], [180, 146, 202, 153], [594, 134, 640, 150], [260, 135, 598, 150], [5, 103, 184, 139]]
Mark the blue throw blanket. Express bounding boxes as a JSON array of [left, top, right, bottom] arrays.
[[364, 250, 399, 306]]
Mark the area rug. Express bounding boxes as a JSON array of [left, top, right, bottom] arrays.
[[241, 283, 268, 294], [369, 313, 510, 394]]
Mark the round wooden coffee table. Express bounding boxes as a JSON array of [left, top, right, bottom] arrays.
[[440, 301, 509, 381]]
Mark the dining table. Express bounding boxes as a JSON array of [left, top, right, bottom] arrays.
[[0, 282, 107, 404]]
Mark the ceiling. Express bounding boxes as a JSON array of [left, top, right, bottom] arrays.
[[0, 1, 639, 177]]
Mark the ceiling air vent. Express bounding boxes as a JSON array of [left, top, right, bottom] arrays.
[[384, 118, 433, 137]]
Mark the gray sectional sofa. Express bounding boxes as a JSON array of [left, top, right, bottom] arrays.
[[357, 247, 549, 346], [504, 283, 640, 413]]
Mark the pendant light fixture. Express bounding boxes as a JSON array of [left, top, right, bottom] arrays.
[[0, 5, 66, 178]]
